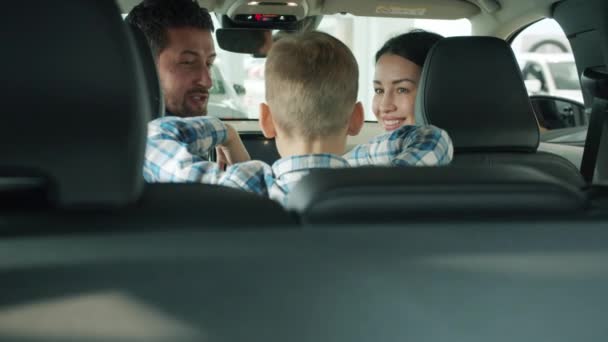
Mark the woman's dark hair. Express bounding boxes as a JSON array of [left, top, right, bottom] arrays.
[[375, 29, 443, 66], [125, 0, 214, 57]]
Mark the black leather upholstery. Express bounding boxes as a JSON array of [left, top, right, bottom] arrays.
[[287, 166, 587, 224], [0, 0, 149, 208], [449, 152, 585, 187], [415, 36, 584, 186], [415, 36, 539, 152], [128, 23, 165, 120], [136, 184, 295, 225], [0, 183, 296, 233], [0, 0, 296, 226]]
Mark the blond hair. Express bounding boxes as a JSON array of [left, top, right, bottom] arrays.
[[265, 31, 359, 139]]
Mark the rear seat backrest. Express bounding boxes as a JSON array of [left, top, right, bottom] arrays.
[[0, 0, 149, 208], [414, 36, 585, 187], [0, 0, 296, 227], [286, 165, 588, 224]]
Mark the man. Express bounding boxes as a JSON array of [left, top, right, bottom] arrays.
[[126, 0, 216, 117]]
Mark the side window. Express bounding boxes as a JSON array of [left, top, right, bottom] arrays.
[[511, 19, 587, 144]]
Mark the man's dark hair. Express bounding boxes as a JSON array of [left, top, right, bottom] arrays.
[[375, 29, 443, 66], [125, 0, 214, 57]]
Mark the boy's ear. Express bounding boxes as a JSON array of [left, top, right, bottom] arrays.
[[259, 103, 276, 139], [347, 102, 364, 136]]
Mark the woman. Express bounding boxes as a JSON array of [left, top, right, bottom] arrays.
[[373, 30, 443, 131]]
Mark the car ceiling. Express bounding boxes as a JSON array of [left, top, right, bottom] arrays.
[[117, 0, 560, 37]]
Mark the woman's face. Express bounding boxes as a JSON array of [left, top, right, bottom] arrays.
[[373, 54, 422, 131]]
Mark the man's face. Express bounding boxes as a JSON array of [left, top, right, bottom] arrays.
[[157, 27, 216, 117]]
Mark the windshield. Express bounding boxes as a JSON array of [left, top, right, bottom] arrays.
[[548, 61, 581, 90], [210, 14, 471, 120]]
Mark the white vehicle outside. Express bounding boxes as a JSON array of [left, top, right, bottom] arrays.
[[208, 63, 250, 119], [517, 53, 584, 104]]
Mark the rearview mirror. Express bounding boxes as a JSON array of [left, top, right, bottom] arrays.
[[217, 29, 273, 57], [217, 15, 323, 56]]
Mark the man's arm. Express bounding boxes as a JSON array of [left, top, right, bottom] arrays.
[[344, 125, 454, 166], [216, 124, 251, 169], [145, 116, 272, 198], [144, 116, 230, 183]]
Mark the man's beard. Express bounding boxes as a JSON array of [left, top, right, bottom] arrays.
[[183, 87, 209, 116], [176, 88, 209, 117], [170, 105, 207, 117], [182, 101, 208, 116]]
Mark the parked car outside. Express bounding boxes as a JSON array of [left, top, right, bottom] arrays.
[[517, 53, 584, 104], [208, 63, 250, 119]]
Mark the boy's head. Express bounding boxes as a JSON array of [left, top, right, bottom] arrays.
[[126, 0, 216, 117], [260, 31, 363, 152]]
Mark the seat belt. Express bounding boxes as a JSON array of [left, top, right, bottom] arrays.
[[580, 66, 608, 183]]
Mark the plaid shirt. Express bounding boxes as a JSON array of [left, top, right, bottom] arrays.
[[144, 116, 453, 204]]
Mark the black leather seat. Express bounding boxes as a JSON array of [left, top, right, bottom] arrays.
[[1, 0, 149, 208], [0, 0, 294, 231], [414, 36, 585, 187], [286, 165, 588, 224]]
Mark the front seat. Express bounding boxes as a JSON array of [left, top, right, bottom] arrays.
[[414, 36, 585, 187], [286, 165, 587, 224], [0, 0, 294, 231]]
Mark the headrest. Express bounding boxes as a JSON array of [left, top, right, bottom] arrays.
[[127, 23, 165, 120], [0, 0, 150, 208], [415, 36, 540, 152]]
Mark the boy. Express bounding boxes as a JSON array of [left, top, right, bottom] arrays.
[[145, 31, 453, 204]]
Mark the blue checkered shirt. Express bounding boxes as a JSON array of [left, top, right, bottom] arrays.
[[144, 116, 453, 204]]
